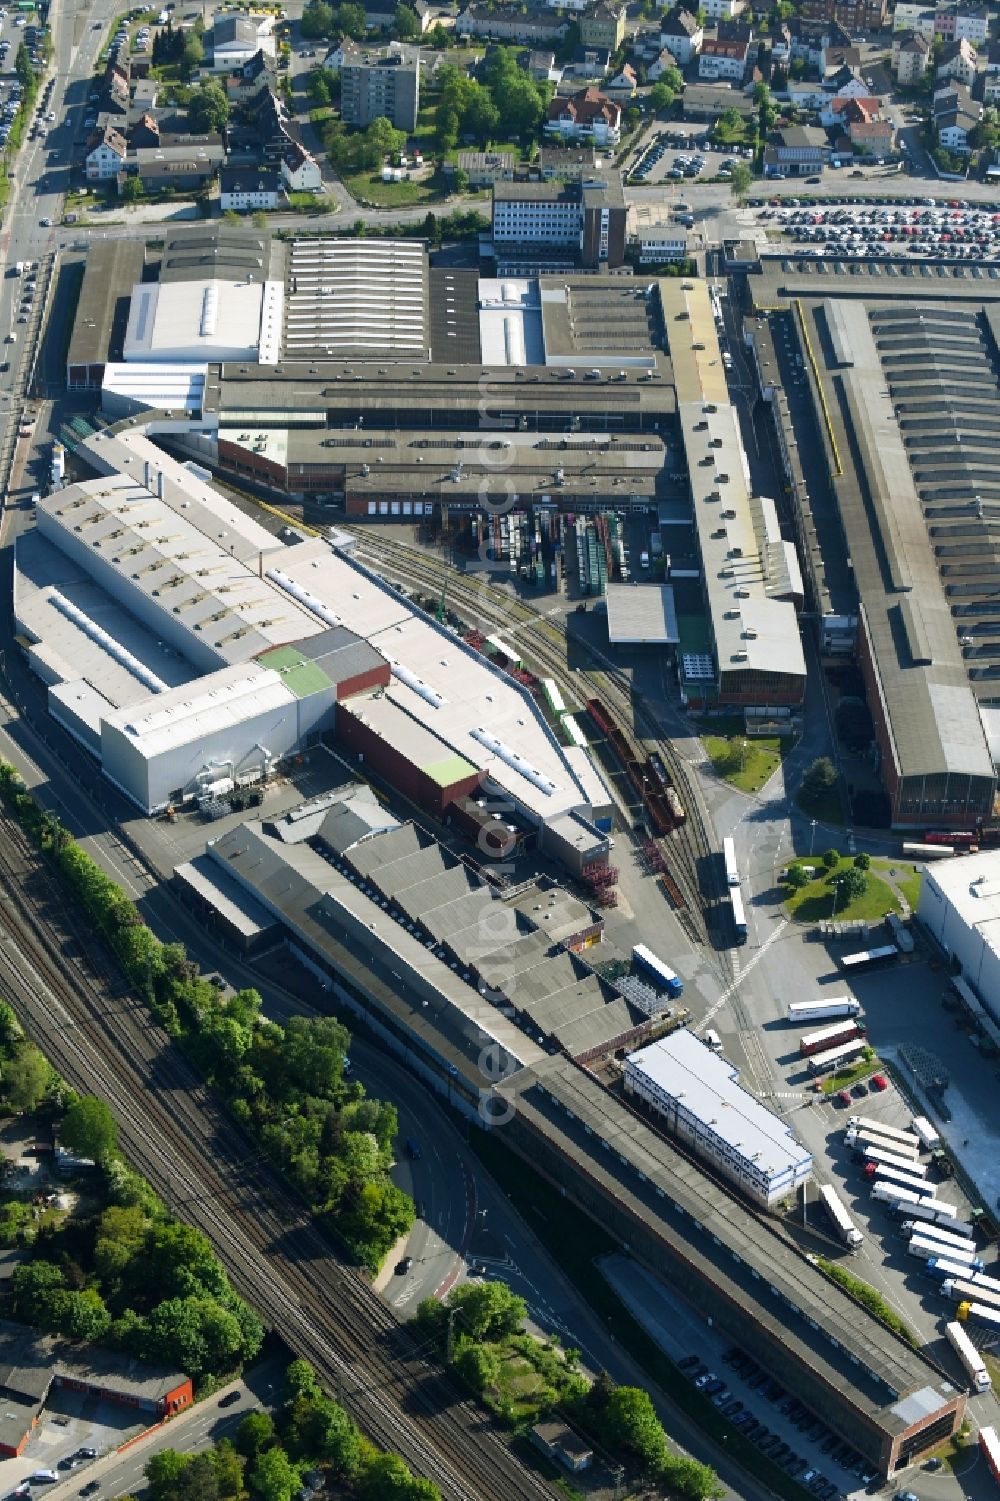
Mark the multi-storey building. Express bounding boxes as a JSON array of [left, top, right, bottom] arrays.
[[491, 176, 626, 272], [544, 86, 621, 145], [340, 44, 420, 130], [799, 0, 887, 31]]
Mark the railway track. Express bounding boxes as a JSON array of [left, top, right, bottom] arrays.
[[353, 535, 728, 950], [0, 817, 556, 1501]]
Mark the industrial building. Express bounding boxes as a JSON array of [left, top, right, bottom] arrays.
[[745, 261, 1000, 826], [182, 791, 964, 1480], [918, 850, 1000, 1022], [16, 424, 612, 867], [490, 175, 627, 272], [623, 1030, 813, 1208]]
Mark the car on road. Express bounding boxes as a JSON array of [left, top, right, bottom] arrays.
[[219, 1390, 242, 1407], [39, 216, 51, 226], [79, 1485, 101, 1497], [895, 1493, 919, 1501], [395, 1255, 413, 1275], [678, 1354, 701, 1370], [76, 1448, 98, 1460], [922, 1458, 941, 1471]]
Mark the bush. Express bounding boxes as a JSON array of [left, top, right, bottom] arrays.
[[816, 1258, 917, 1345], [822, 848, 839, 870], [782, 864, 810, 890], [853, 852, 871, 871]]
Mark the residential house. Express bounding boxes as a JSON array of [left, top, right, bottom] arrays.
[[538, 144, 603, 176], [892, 4, 936, 38], [819, 92, 880, 126], [128, 78, 159, 126], [894, 1, 987, 43], [219, 166, 282, 211], [799, 0, 887, 31], [700, 0, 746, 18], [85, 123, 126, 181], [366, 0, 432, 29], [455, 148, 518, 185], [632, 26, 665, 59], [128, 112, 160, 149], [323, 36, 361, 71], [341, 44, 421, 130], [985, 40, 1000, 73], [891, 29, 931, 84], [936, 37, 977, 87], [102, 63, 130, 117], [932, 80, 981, 152], [226, 48, 276, 103], [210, 12, 275, 70], [647, 45, 679, 79], [787, 17, 848, 69], [821, 45, 862, 75], [545, 0, 589, 11], [605, 62, 638, 99], [985, 71, 1000, 105], [823, 64, 869, 96], [281, 141, 323, 192], [562, 45, 611, 82], [544, 86, 622, 144], [763, 124, 828, 175], [849, 116, 894, 156], [131, 142, 226, 191], [698, 36, 749, 80], [787, 79, 831, 110], [580, 2, 625, 51], [717, 18, 753, 40], [660, 6, 703, 64], [456, 6, 568, 45], [525, 49, 561, 81]]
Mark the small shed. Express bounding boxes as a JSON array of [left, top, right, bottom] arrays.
[[531, 1421, 593, 1472]]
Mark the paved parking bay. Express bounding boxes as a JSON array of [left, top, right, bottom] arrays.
[[767, 201, 1000, 263], [629, 127, 753, 190], [601, 1254, 880, 1500]]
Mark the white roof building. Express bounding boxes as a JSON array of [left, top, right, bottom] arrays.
[[123, 277, 283, 364], [919, 851, 1000, 1029], [624, 1030, 813, 1207]]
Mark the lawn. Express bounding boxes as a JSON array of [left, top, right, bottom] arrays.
[[795, 782, 843, 827], [342, 170, 443, 207], [873, 857, 922, 910], [819, 1053, 879, 1095], [782, 855, 900, 925], [703, 719, 790, 794]]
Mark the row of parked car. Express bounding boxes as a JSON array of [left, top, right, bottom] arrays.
[[677, 1347, 878, 1498]]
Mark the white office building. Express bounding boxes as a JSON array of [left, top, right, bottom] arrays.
[[624, 1031, 813, 1208]]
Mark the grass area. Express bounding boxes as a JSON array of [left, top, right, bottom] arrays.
[[923, 1423, 975, 1476], [341, 171, 444, 207], [470, 1130, 810, 1501], [795, 783, 843, 827], [782, 856, 899, 925], [703, 720, 789, 794], [871, 857, 923, 911], [815, 1258, 918, 1346], [309, 105, 335, 125], [819, 1053, 879, 1096], [286, 190, 330, 213]]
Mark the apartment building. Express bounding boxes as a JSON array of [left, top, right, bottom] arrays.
[[340, 44, 420, 130], [624, 1032, 813, 1210], [892, 28, 932, 84], [698, 36, 750, 79]]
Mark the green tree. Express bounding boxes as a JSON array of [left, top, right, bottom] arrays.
[[307, 67, 332, 106], [14, 42, 32, 91], [237, 1409, 275, 1459], [57, 1287, 112, 1342], [648, 81, 675, 114], [249, 1445, 299, 1501], [189, 80, 230, 133], [802, 756, 837, 801], [3, 1043, 49, 1113], [659, 64, 684, 93], [835, 865, 868, 901], [120, 174, 143, 202], [464, 84, 500, 145], [142, 1296, 247, 1380], [0, 1000, 23, 1049], [729, 161, 753, 203], [212, 1440, 246, 1500], [853, 851, 871, 871], [446, 1281, 526, 1342], [783, 863, 810, 890], [60, 1095, 118, 1162], [662, 1454, 725, 1501], [394, 3, 420, 37], [11, 1260, 66, 1325], [145, 1450, 190, 1501], [595, 1384, 668, 1475], [181, 29, 204, 76], [283, 1357, 322, 1406], [300, 0, 333, 36], [822, 848, 840, 870]]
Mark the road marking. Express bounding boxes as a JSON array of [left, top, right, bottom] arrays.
[[695, 918, 788, 1032]]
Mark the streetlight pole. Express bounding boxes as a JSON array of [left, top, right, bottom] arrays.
[[809, 819, 817, 857]]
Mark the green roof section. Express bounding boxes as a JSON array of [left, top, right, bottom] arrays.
[[258, 646, 333, 700], [423, 754, 477, 788]]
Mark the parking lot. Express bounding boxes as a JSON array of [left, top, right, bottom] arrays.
[[3, 1391, 140, 1497], [767, 199, 1000, 262], [630, 127, 753, 188]]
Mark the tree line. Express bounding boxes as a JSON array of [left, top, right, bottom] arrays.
[[0, 760, 413, 1270]]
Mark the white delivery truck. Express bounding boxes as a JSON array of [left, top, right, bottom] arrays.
[[819, 1183, 862, 1250], [911, 1115, 941, 1151], [787, 997, 860, 1023]]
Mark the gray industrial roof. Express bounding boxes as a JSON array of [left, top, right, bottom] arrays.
[[284, 238, 429, 361], [605, 582, 679, 644], [498, 1057, 959, 1431], [66, 239, 145, 372], [158, 225, 273, 285], [174, 853, 277, 938]]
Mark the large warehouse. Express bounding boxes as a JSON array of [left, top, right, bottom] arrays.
[[918, 849, 1000, 1021], [15, 424, 611, 871], [746, 260, 1000, 827]]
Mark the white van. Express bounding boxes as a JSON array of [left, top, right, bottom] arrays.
[[704, 1028, 722, 1052]]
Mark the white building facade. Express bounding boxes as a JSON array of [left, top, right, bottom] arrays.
[[624, 1031, 813, 1209], [918, 852, 1000, 1025]]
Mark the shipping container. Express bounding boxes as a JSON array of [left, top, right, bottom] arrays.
[[945, 1320, 990, 1392], [819, 1183, 862, 1249], [911, 1115, 941, 1151], [788, 997, 861, 1023], [801, 1020, 863, 1058]]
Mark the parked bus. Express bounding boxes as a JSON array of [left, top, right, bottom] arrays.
[[840, 945, 899, 974], [901, 841, 954, 861], [632, 945, 683, 998], [807, 1037, 868, 1076], [729, 886, 747, 945], [945, 1320, 990, 1393], [723, 837, 739, 887], [819, 1183, 862, 1250], [979, 1423, 1000, 1483]]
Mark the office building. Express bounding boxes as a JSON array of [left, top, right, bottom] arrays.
[[491, 175, 626, 272]]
